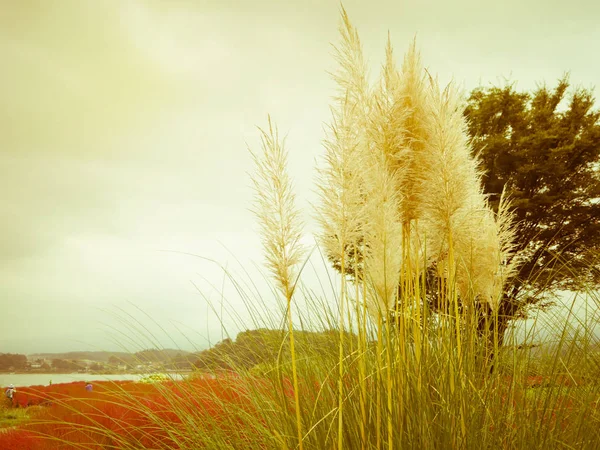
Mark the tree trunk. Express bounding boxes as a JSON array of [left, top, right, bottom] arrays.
[[477, 293, 520, 373]]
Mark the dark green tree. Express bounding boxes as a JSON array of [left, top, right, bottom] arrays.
[[465, 76, 600, 341]]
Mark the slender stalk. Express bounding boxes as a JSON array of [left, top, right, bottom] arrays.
[[386, 320, 393, 450], [338, 251, 345, 450], [355, 246, 367, 449], [286, 288, 304, 450], [376, 311, 383, 450]]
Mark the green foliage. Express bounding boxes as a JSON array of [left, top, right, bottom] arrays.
[[465, 77, 600, 325], [0, 405, 30, 429], [138, 373, 169, 384], [191, 328, 359, 372]]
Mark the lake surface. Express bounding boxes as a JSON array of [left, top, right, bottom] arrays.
[[1, 373, 151, 387]]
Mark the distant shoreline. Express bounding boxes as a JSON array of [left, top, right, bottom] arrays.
[[1, 372, 189, 388], [0, 370, 192, 375], [1, 371, 124, 375]]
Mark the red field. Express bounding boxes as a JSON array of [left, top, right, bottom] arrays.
[[0, 376, 271, 449]]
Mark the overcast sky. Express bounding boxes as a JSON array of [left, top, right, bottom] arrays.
[[1, 0, 598, 354]]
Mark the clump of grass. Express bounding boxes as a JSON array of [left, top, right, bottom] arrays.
[[243, 7, 600, 449], [0, 405, 31, 429]]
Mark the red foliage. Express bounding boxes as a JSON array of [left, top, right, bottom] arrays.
[[0, 377, 273, 449], [0, 430, 52, 450]]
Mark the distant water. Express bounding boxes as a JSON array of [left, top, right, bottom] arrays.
[[0, 373, 171, 387]]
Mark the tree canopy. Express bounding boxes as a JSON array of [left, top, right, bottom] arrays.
[[465, 76, 600, 323]]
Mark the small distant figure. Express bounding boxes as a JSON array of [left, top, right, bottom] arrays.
[[5, 384, 16, 407], [49, 379, 52, 386], [85, 382, 93, 392]]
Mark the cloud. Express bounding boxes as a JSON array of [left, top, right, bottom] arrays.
[[0, 1, 187, 159], [1, 0, 598, 353]]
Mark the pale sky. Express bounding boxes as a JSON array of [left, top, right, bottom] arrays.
[[1, 0, 598, 354]]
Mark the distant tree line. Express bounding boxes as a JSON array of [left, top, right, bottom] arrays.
[[0, 349, 195, 373], [192, 329, 360, 372]]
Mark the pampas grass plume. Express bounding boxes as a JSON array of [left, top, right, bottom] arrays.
[[250, 117, 306, 299]]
